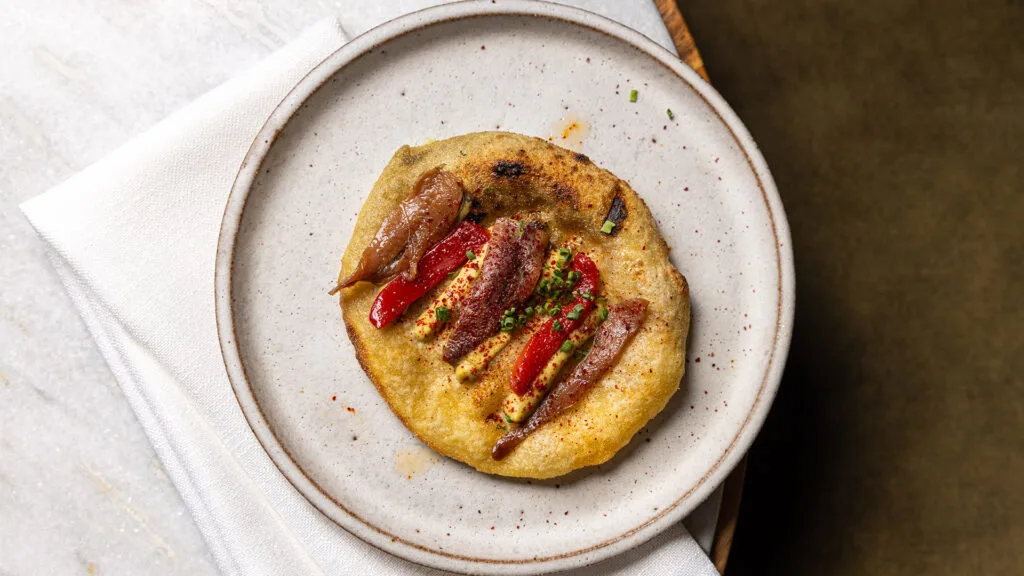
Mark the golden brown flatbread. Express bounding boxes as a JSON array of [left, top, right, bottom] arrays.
[[337, 132, 689, 478]]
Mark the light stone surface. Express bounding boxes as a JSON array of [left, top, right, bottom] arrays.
[[0, 1, 678, 575]]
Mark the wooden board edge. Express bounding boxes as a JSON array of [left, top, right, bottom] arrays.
[[652, 0, 710, 82], [710, 458, 747, 573]]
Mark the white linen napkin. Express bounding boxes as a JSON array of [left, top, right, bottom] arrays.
[[21, 5, 722, 575]]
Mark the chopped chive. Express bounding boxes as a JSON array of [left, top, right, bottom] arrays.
[[500, 316, 516, 331], [503, 413, 512, 423], [581, 291, 594, 301], [629, 89, 638, 103], [435, 306, 451, 322], [598, 308, 609, 321], [667, 108, 675, 120], [466, 249, 476, 260], [525, 306, 534, 315], [549, 307, 559, 317], [601, 220, 616, 234], [552, 320, 564, 332], [557, 247, 572, 261], [560, 340, 573, 353]]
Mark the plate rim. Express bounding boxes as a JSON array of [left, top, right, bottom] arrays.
[[214, 1, 795, 573]]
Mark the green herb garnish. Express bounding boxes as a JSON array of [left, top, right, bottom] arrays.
[[435, 306, 451, 322], [560, 340, 573, 353], [566, 303, 585, 321], [552, 320, 564, 332], [667, 108, 675, 120], [500, 316, 517, 332], [629, 89, 638, 103], [598, 308, 609, 321], [466, 249, 476, 260], [600, 220, 616, 234]]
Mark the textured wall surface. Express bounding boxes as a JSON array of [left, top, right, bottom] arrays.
[[678, 1, 1023, 574]]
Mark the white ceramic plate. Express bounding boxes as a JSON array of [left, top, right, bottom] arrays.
[[216, 1, 794, 574]]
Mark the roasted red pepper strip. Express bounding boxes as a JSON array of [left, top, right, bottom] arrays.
[[368, 221, 489, 328], [508, 253, 600, 395]]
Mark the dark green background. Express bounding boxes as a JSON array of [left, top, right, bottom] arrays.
[[677, 1, 1023, 574]]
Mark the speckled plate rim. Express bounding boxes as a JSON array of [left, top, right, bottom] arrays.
[[214, 1, 795, 574]]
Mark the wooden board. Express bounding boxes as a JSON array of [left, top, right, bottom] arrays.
[[653, 0, 709, 82], [650, 1, 744, 573]]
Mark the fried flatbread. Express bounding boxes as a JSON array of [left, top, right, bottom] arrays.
[[337, 132, 689, 479]]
